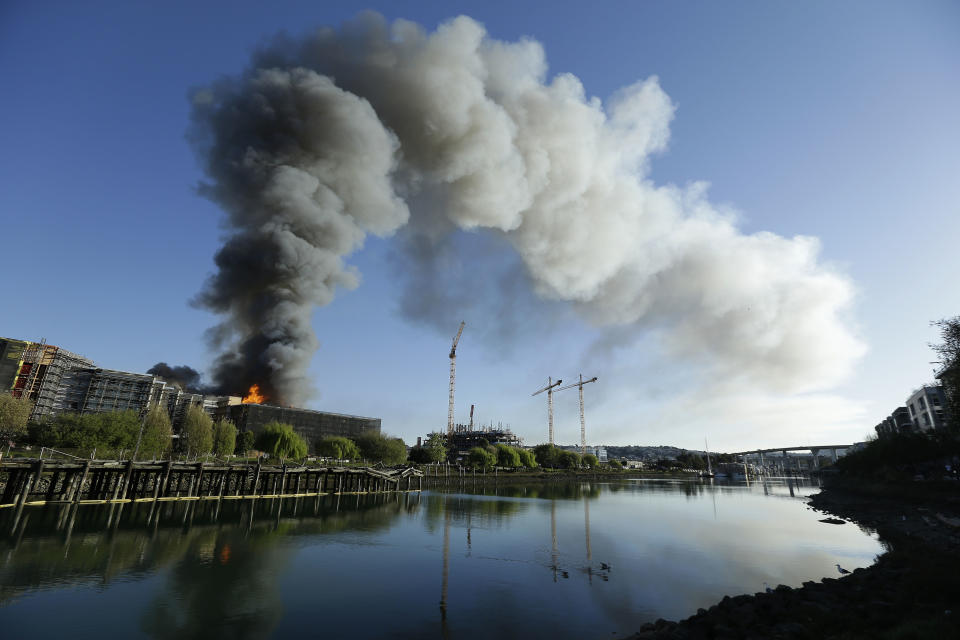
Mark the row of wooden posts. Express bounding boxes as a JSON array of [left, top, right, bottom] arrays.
[[0, 459, 424, 513]]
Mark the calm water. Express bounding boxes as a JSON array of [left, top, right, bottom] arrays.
[[0, 478, 882, 638]]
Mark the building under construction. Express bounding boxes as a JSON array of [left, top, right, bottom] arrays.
[[2, 335, 382, 444], [1, 338, 95, 421], [446, 425, 523, 459], [221, 402, 381, 446]]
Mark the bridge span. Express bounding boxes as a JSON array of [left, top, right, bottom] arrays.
[[731, 444, 858, 469]]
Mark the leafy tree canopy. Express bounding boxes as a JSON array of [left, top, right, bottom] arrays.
[[424, 432, 448, 462], [353, 432, 407, 465], [0, 393, 32, 441], [235, 430, 256, 456], [516, 447, 538, 468], [467, 446, 496, 470], [212, 419, 237, 458], [255, 422, 308, 461], [932, 316, 960, 432], [35, 410, 140, 454], [582, 453, 598, 468], [316, 435, 360, 460], [495, 443, 521, 468], [557, 450, 582, 469], [533, 444, 560, 468], [139, 405, 172, 460], [182, 405, 213, 457]]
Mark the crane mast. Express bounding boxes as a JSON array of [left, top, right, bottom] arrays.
[[556, 374, 598, 455], [532, 377, 563, 445], [447, 321, 465, 436]]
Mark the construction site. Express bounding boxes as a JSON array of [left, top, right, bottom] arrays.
[[440, 322, 600, 457], [0, 336, 381, 445]]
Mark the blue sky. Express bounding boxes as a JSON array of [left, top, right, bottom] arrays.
[[2, 1, 958, 451]]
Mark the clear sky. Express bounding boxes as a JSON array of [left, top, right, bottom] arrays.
[[2, 1, 958, 451]]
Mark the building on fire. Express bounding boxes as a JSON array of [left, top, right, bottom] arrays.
[[2, 335, 381, 443]]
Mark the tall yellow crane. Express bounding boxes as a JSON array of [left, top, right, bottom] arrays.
[[556, 374, 599, 455], [447, 322, 465, 436], [532, 377, 563, 445]]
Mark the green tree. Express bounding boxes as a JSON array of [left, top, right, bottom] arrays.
[[517, 447, 538, 468], [0, 393, 33, 443], [608, 459, 623, 469], [495, 443, 521, 468], [932, 316, 960, 432], [533, 443, 560, 468], [182, 405, 214, 458], [235, 430, 255, 456], [558, 450, 582, 469], [97, 410, 141, 453], [408, 445, 431, 463], [316, 435, 360, 461], [353, 432, 407, 465], [138, 405, 172, 460], [467, 446, 496, 470], [212, 419, 237, 458], [424, 432, 448, 463], [676, 451, 706, 470], [255, 422, 307, 461], [583, 453, 599, 469]]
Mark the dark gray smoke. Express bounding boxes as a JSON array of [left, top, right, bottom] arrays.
[[190, 12, 862, 406], [147, 362, 208, 393]]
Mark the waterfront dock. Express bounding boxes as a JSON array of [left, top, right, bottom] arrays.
[[0, 459, 423, 512]]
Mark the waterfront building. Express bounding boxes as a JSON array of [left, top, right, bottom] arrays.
[[0, 337, 96, 421], [4, 335, 383, 446], [222, 402, 381, 446], [905, 386, 948, 432], [875, 406, 913, 438]]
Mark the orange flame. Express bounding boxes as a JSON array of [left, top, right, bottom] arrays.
[[242, 384, 265, 404]]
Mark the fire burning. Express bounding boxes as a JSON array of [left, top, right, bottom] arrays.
[[241, 384, 265, 404]]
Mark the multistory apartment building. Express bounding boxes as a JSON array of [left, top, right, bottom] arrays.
[[906, 385, 948, 431]]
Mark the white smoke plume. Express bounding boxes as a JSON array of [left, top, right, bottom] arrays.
[[190, 12, 863, 405]]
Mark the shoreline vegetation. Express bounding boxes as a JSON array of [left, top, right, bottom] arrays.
[[626, 476, 960, 639]]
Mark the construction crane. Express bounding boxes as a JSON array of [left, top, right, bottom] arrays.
[[447, 321, 465, 436], [556, 374, 598, 455], [532, 377, 563, 445]]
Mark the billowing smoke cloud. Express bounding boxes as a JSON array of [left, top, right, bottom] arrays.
[[147, 362, 208, 393], [190, 12, 863, 405]]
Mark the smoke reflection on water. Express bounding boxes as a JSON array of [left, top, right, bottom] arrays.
[[0, 478, 881, 638]]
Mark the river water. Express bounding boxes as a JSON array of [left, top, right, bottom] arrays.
[[0, 477, 882, 638]]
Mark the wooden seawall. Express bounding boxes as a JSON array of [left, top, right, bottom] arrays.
[[0, 459, 423, 514]]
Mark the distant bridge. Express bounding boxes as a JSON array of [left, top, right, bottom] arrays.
[[730, 445, 855, 456], [730, 444, 857, 468]]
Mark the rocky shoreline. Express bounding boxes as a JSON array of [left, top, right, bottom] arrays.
[[627, 478, 960, 639]]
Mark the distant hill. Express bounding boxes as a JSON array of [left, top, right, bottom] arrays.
[[556, 444, 707, 461]]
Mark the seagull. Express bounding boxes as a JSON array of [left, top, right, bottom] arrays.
[[836, 563, 850, 575], [764, 582, 773, 593]]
